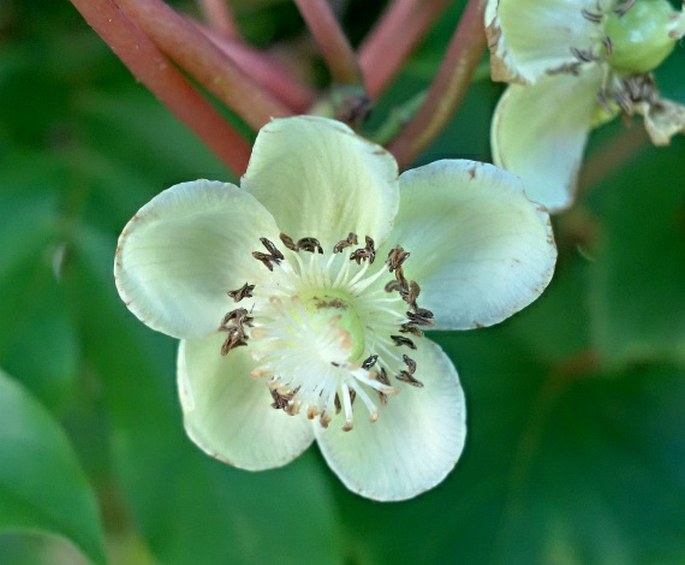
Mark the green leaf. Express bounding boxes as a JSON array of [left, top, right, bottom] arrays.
[[588, 139, 685, 366], [0, 370, 106, 564]]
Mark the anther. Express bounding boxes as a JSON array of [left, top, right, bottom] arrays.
[[396, 370, 424, 388], [251, 252, 273, 271], [391, 334, 417, 350], [614, 0, 636, 17], [350, 236, 376, 264], [220, 307, 253, 329], [333, 232, 358, 253], [279, 232, 298, 251], [571, 47, 599, 63], [226, 282, 255, 302], [400, 280, 421, 305], [259, 237, 284, 260], [386, 246, 410, 273], [581, 8, 602, 23], [220, 327, 248, 356], [399, 322, 423, 337], [406, 307, 435, 327], [296, 237, 323, 254], [361, 354, 378, 370], [602, 36, 613, 55], [402, 354, 417, 375]]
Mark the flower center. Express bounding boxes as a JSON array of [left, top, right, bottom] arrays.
[[219, 232, 434, 431]]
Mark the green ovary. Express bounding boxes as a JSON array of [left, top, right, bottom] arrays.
[[300, 289, 366, 361], [605, 0, 678, 74]]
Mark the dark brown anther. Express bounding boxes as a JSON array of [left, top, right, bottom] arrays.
[[581, 8, 602, 23], [361, 354, 378, 370], [570, 47, 598, 63], [376, 367, 390, 386], [297, 237, 323, 254], [226, 282, 255, 302], [384, 279, 406, 293], [396, 370, 424, 388], [279, 232, 299, 251], [220, 307, 253, 329], [349, 388, 357, 405], [333, 232, 358, 253], [391, 334, 417, 350], [220, 328, 248, 356], [334, 393, 341, 414], [259, 237, 284, 260], [349, 236, 376, 264], [402, 354, 417, 375], [386, 246, 410, 273], [406, 308, 435, 327], [252, 251, 277, 271], [614, 0, 636, 17], [602, 36, 613, 55], [399, 322, 423, 337], [400, 280, 421, 305], [270, 388, 290, 410]]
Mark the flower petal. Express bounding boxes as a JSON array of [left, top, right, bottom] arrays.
[[387, 160, 556, 330], [486, 0, 597, 84], [242, 116, 399, 249], [178, 334, 315, 470], [491, 68, 601, 212], [314, 338, 466, 501], [638, 98, 685, 146], [114, 180, 280, 339]]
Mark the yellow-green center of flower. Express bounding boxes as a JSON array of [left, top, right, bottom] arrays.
[[605, 0, 679, 74], [219, 232, 433, 431]]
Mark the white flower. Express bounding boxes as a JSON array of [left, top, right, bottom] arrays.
[[486, 0, 685, 212], [114, 116, 556, 501]]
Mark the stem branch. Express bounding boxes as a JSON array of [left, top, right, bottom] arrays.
[[359, 0, 450, 98], [388, 0, 486, 168], [293, 0, 363, 86], [70, 0, 251, 174], [116, 0, 292, 130]]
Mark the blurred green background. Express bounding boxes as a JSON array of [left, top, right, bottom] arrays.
[[1, 1, 684, 563]]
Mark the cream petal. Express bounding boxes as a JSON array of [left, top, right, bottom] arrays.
[[242, 116, 399, 250], [486, 0, 598, 84], [178, 334, 315, 470], [384, 160, 556, 330], [638, 98, 685, 146], [314, 338, 466, 501], [114, 180, 280, 339], [491, 67, 602, 212]]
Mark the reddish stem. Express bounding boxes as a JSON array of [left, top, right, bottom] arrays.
[[70, 0, 251, 174], [193, 21, 316, 112], [116, 0, 292, 131], [359, 0, 450, 98], [388, 0, 486, 168], [293, 0, 363, 85], [198, 0, 241, 38]]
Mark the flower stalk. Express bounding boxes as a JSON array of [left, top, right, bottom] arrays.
[[115, 0, 292, 130], [69, 0, 251, 174], [359, 0, 451, 98], [388, 0, 487, 168], [294, 0, 363, 87], [197, 0, 241, 38]]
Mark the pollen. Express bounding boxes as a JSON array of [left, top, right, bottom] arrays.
[[219, 232, 435, 431]]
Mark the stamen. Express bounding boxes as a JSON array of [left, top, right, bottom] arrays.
[[581, 8, 603, 23], [613, 0, 636, 17], [396, 370, 424, 388], [297, 237, 323, 254], [361, 354, 378, 370], [349, 236, 376, 264], [386, 245, 410, 273], [333, 232, 358, 253], [226, 282, 255, 302], [259, 237, 284, 260], [279, 232, 298, 251], [391, 334, 417, 350]]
